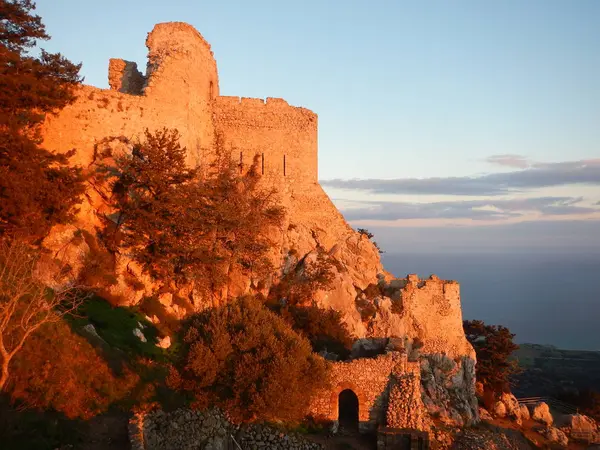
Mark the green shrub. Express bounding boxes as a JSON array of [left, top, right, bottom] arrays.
[[170, 296, 329, 423]]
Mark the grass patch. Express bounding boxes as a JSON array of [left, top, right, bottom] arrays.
[[70, 295, 163, 359]]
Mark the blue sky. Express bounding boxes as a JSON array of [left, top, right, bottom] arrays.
[[37, 1, 600, 252]]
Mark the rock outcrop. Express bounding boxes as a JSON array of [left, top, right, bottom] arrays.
[[490, 392, 524, 424], [562, 414, 599, 444], [540, 426, 569, 448], [420, 355, 478, 426], [530, 402, 553, 427], [40, 21, 477, 425]]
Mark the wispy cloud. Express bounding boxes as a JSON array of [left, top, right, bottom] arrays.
[[336, 196, 600, 222], [321, 158, 600, 196], [486, 154, 531, 168]]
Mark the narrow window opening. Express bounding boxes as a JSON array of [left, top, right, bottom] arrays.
[[209, 81, 214, 100], [239, 151, 243, 173], [261, 153, 264, 175], [283, 155, 286, 176]]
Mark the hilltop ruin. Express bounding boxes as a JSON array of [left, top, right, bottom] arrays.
[[40, 22, 478, 432]]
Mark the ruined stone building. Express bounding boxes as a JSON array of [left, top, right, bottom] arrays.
[[40, 22, 478, 436]]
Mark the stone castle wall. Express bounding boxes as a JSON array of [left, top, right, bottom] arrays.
[[213, 96, 318, 185], [361, 274, 475, 359], [40, 20, 478, 427], [42, 22, 317, 185], [309, 352, 404, 432]]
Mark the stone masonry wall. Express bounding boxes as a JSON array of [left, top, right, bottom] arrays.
[[42, 23, 219, 169], [129, 408, 323, 450], [213, 96, 318, 185], [367, 274, 475, 359], [386, 362, 430, 431], [309, 352, 405, 432]]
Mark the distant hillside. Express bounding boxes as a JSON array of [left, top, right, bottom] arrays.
[[511, 343, 600, 398]]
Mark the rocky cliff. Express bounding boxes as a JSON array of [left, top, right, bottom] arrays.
[[39, 22, 477, 424]]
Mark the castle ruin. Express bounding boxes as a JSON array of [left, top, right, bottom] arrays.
[[40, 22, 478, 436], [43, 22, 317, 186]]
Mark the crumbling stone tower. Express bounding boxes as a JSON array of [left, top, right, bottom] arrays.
[[43, 22, 317, 186]]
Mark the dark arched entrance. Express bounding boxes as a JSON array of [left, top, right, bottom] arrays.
[[338, 389, 359, 431]]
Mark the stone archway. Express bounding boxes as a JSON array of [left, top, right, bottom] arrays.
[[329, 382, 366, 431], [338, 389, 359, 431]]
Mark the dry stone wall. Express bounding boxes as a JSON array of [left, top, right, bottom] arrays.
[[386, 363, 431, 431], [129, 408, 323, 450]]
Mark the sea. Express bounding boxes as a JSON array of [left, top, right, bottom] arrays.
[[381, 252, 600, 352]]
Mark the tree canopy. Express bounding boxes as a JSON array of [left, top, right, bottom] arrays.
[[0, 0, 85, 242], [170, 296, 329, 423], [463, 319, 520, 398], [97, 129, 285, 299]]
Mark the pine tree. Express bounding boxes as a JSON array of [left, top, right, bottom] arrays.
[[0, 0, 85, 242], [464, 319, 520, 398], [96, 129, 285, 297]]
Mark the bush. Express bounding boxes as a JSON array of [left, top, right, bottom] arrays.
[[7, 319, 138, 420], [357, 228, 374, 239], [273, 304, 353, 359], [170, 296, 329, 423], [463, 320, 520, 399], [269, 250, 337, 306]]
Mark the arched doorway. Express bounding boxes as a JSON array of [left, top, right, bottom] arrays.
[[338, 389, 359, 431]]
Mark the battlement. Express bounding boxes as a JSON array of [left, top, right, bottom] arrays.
[[214, 94, 318, 183], [215, 96, 315, 115], [43, 21, 318, 183], [397, 274, 458, 289], [217, 96, 290, 107]]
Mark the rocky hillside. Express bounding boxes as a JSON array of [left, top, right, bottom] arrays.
[[38, 21, 477, 425]]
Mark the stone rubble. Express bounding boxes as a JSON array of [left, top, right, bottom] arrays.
[[129, 408, 323, 450]]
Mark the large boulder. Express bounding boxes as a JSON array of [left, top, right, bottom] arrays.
[[540, 426, 569, 448], [499, 392, 521, 418], [498, 392, 522, 424], [530, 402, 553, 426], [568, 413, 597, 433], [492, 400, 507, 418], [565, 414, 598, 443], [478, 407, 493, 421], [519, 404, 530, 421]]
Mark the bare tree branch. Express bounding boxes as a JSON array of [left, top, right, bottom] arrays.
[[0, 238, 85, 391]]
